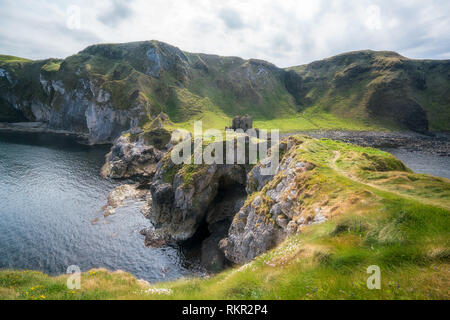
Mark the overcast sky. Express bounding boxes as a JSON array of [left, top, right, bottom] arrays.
[[1, 0, 449, 67]]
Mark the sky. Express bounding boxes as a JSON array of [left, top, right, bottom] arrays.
[[0, 0, 449, 67]]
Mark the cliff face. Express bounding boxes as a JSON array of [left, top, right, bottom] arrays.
[[0, 41, 294, 143], [1, 43, 449, 143], [0, 52, 151, 143]]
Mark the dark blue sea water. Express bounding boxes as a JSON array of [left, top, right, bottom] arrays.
[[0, 131, 194, 282], [382, 147, 450, 179]]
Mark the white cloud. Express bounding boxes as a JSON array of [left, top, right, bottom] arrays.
[[0, 0, 449, 67], [365, 5, 382, 30]]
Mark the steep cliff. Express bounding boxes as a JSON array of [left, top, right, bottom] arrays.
[[0, 41, 295, 143]]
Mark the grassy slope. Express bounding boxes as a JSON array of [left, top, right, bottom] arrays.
[[0, 55, 31, 63], [1, 137, 448, 300], [288, 51, 450, 132]]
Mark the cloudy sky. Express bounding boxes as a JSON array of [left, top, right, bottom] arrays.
[[1, 0, 449, 67]]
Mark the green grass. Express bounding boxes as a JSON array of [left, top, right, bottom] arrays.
[[165, 105, 392, 134], [0, 55, 31, 63], [254, 106, 393, 132], [41, 61, 61, 73]]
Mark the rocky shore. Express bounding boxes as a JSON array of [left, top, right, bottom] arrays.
[[284, 131, 450, 156], [0, 121, 90, 141]]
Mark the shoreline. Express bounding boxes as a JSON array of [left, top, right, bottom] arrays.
[[2, 122, 450, 156], [0, 122, 101, 145], [283, 130, 450, 156]]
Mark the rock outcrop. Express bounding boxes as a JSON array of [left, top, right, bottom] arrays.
[[229, 115, 253, 131], [220, 157, 318, 264], [101, 133, 164, 179], [145, 159, 247, 241], [220, 137, 320, 263], [102, 183, 150, 217], [140, 137, 264, 270], [101, 114, 175, 179], [0, 60, 149, 143], [140, 134, 334, 267], [141, 157, 248, 270]]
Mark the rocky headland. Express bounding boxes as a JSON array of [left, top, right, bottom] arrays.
[[102, 127, 450, 272], [1, 40, 449, 279]]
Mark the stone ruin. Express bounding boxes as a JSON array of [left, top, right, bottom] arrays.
[[227, 115, 253, 131]]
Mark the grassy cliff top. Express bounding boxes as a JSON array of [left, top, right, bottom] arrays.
[[0, 55, 32, 63], [1, 136, 448, 300]]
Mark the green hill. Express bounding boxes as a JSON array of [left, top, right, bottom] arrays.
[[287, 50, 450, 132], [1, 42, 449, 141]]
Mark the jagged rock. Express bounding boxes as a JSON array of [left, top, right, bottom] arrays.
[[220, 137, 325, 264], [142, 135, 329, 266], [219, 200, 284, 264], [102, 184, 149, 217], [141, 137, 258, 268], [141, 228, 174, 247], [147, 160, 247, 242], [246, 140, 290, 193], [101, 133, 164, 179]]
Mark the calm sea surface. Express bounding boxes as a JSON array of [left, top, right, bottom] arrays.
[[0, 131, 195, 282], [382, 147, 450, 179]]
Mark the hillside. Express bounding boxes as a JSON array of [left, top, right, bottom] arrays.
[[1, 42, 449, 143], [287, 50, 450, 132], [1, 136, 448, 300]]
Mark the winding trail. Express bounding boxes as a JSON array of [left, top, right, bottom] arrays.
[[330, 150, 448, 209]]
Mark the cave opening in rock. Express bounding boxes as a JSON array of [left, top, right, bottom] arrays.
[[182, 174, 247, 272]]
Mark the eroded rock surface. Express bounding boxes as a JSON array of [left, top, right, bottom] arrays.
[[145, 161, 247, 243], [102, 134, 165, 179], [140, 135, 334, 268], [102, 184, 150, 217], [220, 137, 324, 264]]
